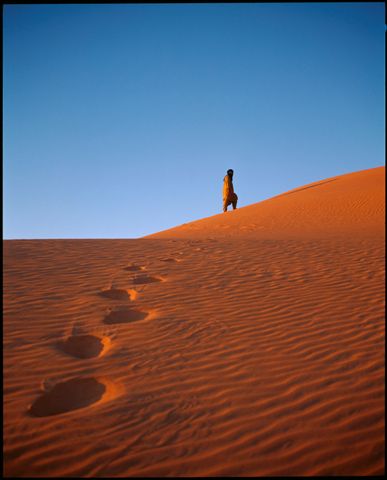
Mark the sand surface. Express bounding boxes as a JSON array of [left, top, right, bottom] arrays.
[[3, 166, 385, 476]]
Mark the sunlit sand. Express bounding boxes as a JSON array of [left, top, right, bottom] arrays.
[[3, 166, 384, 476]]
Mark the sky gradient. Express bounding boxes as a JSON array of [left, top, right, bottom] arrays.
[[3, 3, 385, 239]]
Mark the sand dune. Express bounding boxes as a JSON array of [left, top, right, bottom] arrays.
[[3, 166, 385, 476], [147, 166, 385, 239]]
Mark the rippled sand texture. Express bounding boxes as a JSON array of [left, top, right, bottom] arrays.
[[3, 166, 385, 476]]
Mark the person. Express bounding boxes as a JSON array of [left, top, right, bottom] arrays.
[[223, 169, 238, 212]]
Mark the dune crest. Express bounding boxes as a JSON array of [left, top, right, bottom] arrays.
[[146, 166, 385, 239], [3, 166, 385, 476]]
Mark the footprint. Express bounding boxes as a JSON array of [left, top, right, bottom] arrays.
[[57, 334, 109, 359], [124, 265, 145, 272], [28, 377, 106, 417], [132, 274, 163, 285], [103, 307, 148, 324], [160, 258, 181, 263], [98, 288, 131, 300]]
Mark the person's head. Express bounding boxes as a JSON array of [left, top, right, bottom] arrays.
[[227, 169, 234, 178]]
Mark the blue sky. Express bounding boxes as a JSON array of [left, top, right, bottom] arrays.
[[3, 3, 385, 239]]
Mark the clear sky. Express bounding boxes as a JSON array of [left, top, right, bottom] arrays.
[[3, 3, 385, 239]]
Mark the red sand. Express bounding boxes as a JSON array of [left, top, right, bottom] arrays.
[[3, 166, 385, 476]]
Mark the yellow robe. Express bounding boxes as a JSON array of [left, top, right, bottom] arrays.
[[223, 175, 237, 209]]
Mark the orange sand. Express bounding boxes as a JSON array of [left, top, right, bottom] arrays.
[[3, 166, 385, 476]]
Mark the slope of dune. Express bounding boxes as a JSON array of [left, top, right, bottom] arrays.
[[146, 166, 385, 239], [3, 166, 385, 477]]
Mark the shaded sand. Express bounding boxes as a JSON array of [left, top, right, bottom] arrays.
[[98, 288, 131, 301], [124, 264, 145, 272], [103, 307, 149, 325], [132, 274, 164, 285], [28, 377, 106, 417], [58, 334, 106, 359], [3, 166, 385, 476]]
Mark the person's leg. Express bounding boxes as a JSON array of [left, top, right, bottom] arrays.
[[223, 199, 232, 212], [232, 194, 238, 210]]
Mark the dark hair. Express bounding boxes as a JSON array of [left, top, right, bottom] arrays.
[[227, 169, 234, 174]]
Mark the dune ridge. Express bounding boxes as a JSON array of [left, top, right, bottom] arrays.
[[146, 166, 384, 239], [3, 166, 385, 476]]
